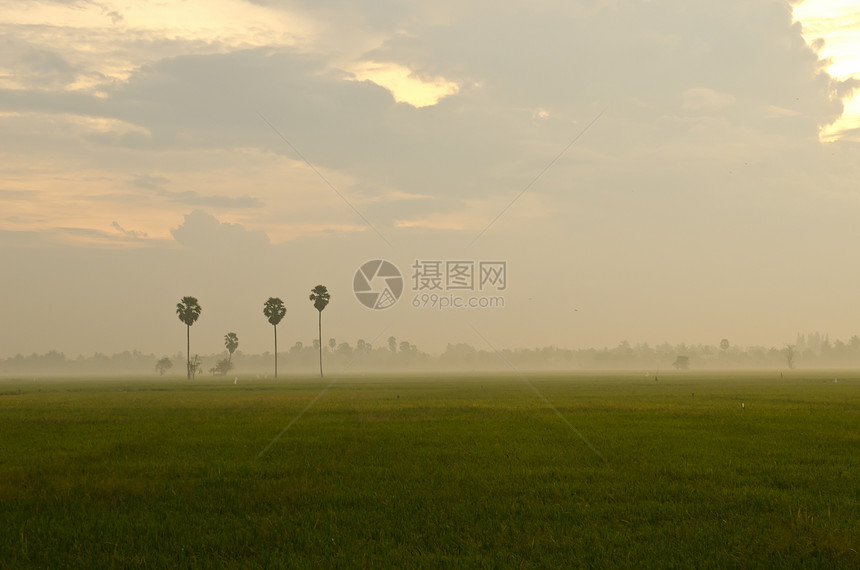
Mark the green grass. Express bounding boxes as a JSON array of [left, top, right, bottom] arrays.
[[1, 371, 859, 568]]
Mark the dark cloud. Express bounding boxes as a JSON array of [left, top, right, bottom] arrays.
[[248, 0, 412, 33], [130, 174, 170, 191], [128, 175, 264, 208], [88, 48, 549, 207], [8, 46, 77, 88], [111, 221, 148, 238], [369, 1, 839, 129], [103, 9, 123, 24], [55, 226, 152, 245], [96, 2, 847, 212], [0, 189, 41, 200]]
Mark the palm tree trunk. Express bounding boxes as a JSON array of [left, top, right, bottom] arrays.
[[186, 325, 191, 380], [274, 324, 278, 379], [318, 310, 323, 378]]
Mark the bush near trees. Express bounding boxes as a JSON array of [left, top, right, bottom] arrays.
[[209, 358, 234, 376], [155, 357, 173, 376]]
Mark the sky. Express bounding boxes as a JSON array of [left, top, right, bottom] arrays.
[[2, 0, 860, 362]]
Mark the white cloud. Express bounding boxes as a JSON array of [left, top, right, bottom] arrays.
[[794, 0, 860, 140]]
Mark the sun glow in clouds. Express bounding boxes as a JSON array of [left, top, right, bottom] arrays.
[[350, 61, 459, 108], [0, 0, 306, 91], [794, 0, 860, 141]]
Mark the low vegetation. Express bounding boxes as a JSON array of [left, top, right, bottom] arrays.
[[1, 371, 858, 567]]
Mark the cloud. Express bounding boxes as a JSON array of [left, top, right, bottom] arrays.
[[130, 174, 170, 190], [348, 61, 459, 107], [128, 175, 264, 209], [682, 88, 736, 111], [52, 226, 156, 248], [111, 221, 148, 238], [103, 9, 123, 25], [0, 0, 846, 239], [0, 189, 40, 200], [13, 47, 78, 88], [167, 191, 264, 209], [763, 104, 801, 118], [170, 209, 270, 251]]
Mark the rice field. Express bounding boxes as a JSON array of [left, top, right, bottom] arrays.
[[1, 371, 858, 567]]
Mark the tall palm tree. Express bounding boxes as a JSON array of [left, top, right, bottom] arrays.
[[176, 296, 202, 379], [309, 285, 330, 378], [224, 332, 239, 362], [263, 298, 287, 378]]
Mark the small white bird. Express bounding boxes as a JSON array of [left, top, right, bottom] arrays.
[[742, 403, 745, 409], [234, 377, 238, 385]]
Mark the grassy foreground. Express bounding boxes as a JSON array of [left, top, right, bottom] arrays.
[[1, 371, 859, 568]]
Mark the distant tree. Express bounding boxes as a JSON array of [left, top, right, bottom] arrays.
[[176, 296, 202, 379], [399, 341, 411, 354], [389, 336, 397, 353], [291, 341, 304, 355], [188, 354, 202, 380], [155, 357, 173, 376], [263, 298, 287, 378], [224, 332, 239, 362], [356, 339, 366, 353], [309, 285, 330, 378], [337, 342, 352, 359], [720, 339, 730, 352], [784, 344, 797, 369], [672, 355, 690, 370], [210, 358, 234, 376], [328, 338, 337, 351]]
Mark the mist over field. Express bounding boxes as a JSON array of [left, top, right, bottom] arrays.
[[2, 332, 858, 378]]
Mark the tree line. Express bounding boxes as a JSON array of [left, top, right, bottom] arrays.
[[4, 333, 860, 377]]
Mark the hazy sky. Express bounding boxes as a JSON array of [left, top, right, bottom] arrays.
[[2, 0, 860, 361]]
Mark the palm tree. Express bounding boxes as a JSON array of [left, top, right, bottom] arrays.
[[263, 298, 287, 378], [309, 285, 330, 378], [224, 332, 239, 362], [176, 296, 202, 379]]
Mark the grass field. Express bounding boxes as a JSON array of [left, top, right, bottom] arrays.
[[1, 371, 859, 568]]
